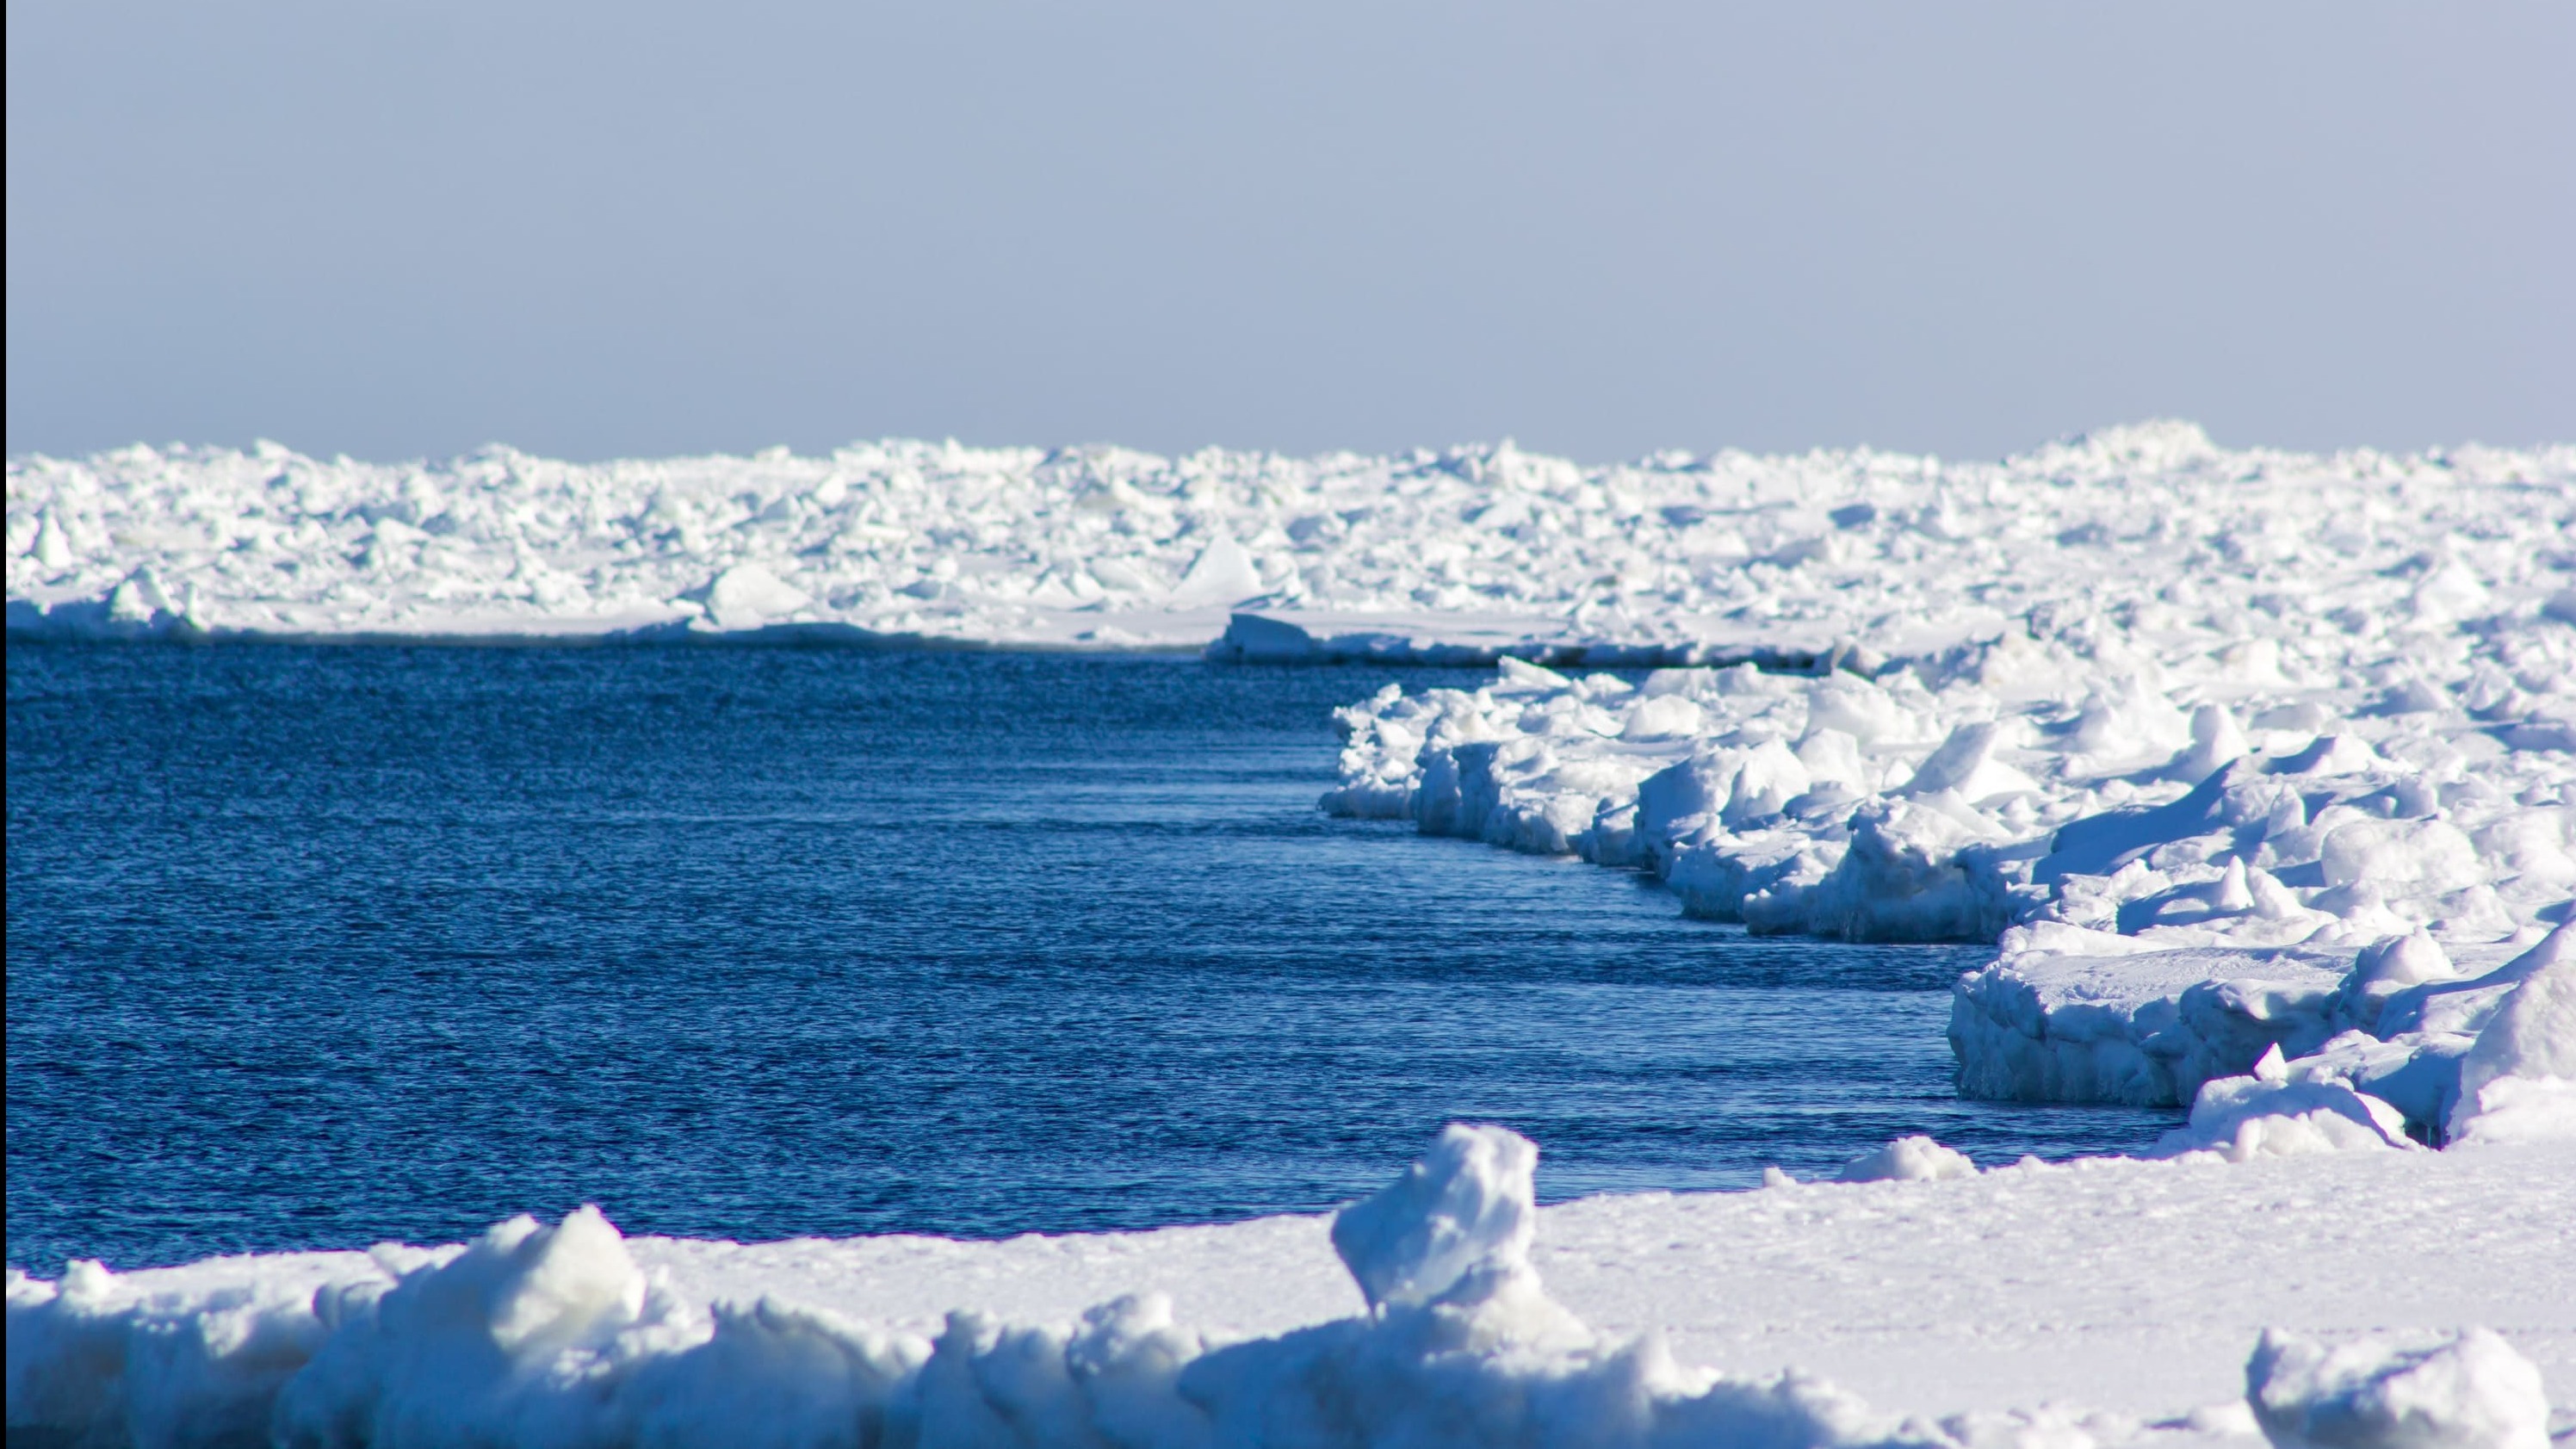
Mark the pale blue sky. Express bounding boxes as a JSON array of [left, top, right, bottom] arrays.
[[8, 2, 2571, 463]]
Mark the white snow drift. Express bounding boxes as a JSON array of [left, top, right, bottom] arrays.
[[12, 1127, 2569, 1449]]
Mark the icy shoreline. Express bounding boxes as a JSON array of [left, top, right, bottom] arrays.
[[1235, 422, 2576, 1147], [10, 421, 2575, 1442]]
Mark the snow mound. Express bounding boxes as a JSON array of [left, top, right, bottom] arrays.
[[2245, 1328, 2548, 1449], [14, 1134, 2575, 1446], [1953, 921, 2576, 1155]]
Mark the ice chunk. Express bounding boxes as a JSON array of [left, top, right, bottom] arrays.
[[2355, 930, 2458, 991], [1623, 692, 1706, 740], [1725, 740, 1812, 824], [2267, 734, 2385, 778], [1166, 535, 1263, 609], [1950, 946, 2347, 1105], [2331, 930, 2458, 1035], [1807, 677, 1914, 746], [1328, 1122, 1538, 1310], [1633, 748, 1744, 846], [692, 563, 811, 629], [2166, 703, 2252, 783], [1834, 1135, 1978, 1182], [2450, 1075, 2576, 1144], [1213, 611, 1322, 662], [2066, 676, 2193, 768], [2245, 1327, 2548, 1449], [1800, 797, 2015, 942], [1795, 728, 1868, 791], [2447, 927, 2576, 1143], [2282, 1029, 2472, 1140], [274, 1204, 669, 1441], [2155, 1045, 2418, 1160], [2381, 925, 2572, 1042], [2319, 819, 2484, 895], [1903, 721, 2039, 802]]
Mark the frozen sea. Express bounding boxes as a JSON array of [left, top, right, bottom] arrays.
[[4, 646, 2175, 1275]]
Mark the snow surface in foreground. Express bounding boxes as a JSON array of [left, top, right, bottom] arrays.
[[11, 1126, 2569, 1448]]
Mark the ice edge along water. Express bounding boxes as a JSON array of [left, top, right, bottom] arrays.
[[8, 422, 2575, 1445]]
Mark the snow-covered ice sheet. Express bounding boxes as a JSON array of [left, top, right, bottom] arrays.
[[11, 1128, 2571, 1447]]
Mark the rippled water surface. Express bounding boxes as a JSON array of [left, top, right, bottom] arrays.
[[6, 646, 2176, 1272]]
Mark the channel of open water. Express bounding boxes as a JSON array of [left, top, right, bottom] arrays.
[[5, 646, 2175, 1273]]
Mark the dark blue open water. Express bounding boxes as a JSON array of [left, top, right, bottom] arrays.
[[5, 646, 2176, 1273]]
